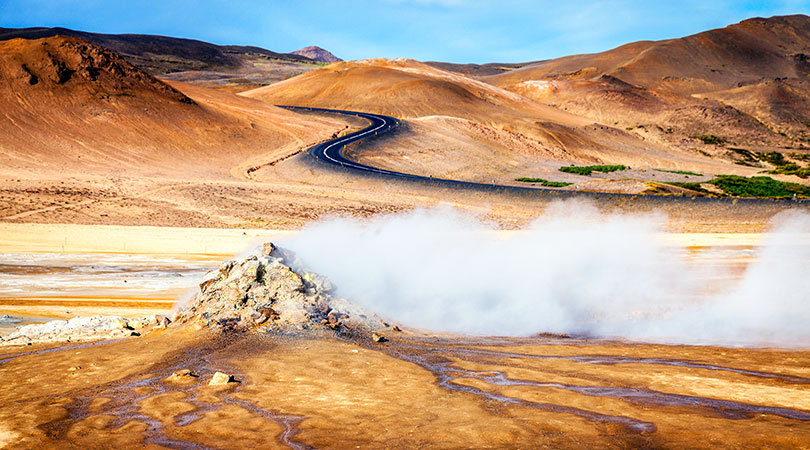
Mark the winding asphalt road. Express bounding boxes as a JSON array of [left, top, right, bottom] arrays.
[[280, 106, 416, 178], [279, 105, 806, 204]]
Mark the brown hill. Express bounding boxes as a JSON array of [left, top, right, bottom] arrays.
[[291, 46, 341, 63], [483, 15, 810, 150], [0, 36, 340, 179], [425, 60, 538, 77], [243, 58, 586, 124], [243, 58, 728, 184], [487, 15, 810, 95]]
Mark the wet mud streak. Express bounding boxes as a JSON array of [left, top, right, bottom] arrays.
[[396, 342, 810, 423], [32, 333, 312, 449], [472, 369, 810, 421], [405, 342, 810, 384], [203, 336, 314, 450], [382, 343, 657, 435], [173, 349, 313, 450], [225, 397, 313, 450], [38, 337, 231, 449]]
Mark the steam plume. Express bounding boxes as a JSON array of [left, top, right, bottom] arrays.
[[281, 202, 810, 347]]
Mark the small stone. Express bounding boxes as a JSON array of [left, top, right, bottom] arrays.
[[208, 371, 234, 385], [129, 319, 144, 330], [165, 369, 199, 384], [372, 333, 387, 343], [391, 325, 402, 332], [67, 366, 81, 371], [130, 331, 140, 337]]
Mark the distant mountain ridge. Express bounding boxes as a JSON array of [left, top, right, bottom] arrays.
[[0, 27, 348, 90], [0, 26, 316, 73], [291, 46, 341, 63]]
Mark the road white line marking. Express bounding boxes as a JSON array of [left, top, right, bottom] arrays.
[[321, 115, 403, 175]]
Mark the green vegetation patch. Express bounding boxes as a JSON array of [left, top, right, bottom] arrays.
[[728, 147, 759, 166], [663, 181, 710, 194], [757, 151, 788, 166], [657, 169, 703, 176], [709, 175, 810, 198], [693, 135, 727, 146], [558, 165, 627, 176], [663, 175, 810, 198], [515, 177, 573, 187], [768, 163, 810, 178]]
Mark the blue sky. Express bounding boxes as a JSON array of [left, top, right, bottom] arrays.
[[2, 0, 809, 63]]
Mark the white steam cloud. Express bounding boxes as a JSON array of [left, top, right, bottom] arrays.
[[281, 202, 810, 347]]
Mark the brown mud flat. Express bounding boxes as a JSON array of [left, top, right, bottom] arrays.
[[2, 327, 809, 449]]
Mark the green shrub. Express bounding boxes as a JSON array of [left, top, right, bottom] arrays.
[[558, 165, 627, 176], [658, 169, 703, 176], [767, 163, 810, 178], [665, 175, 810, 198], [663, 182, 710, 194], [709, 175, 810, 198], [515, 177, 573, 187], [757, 151, 787, 166]]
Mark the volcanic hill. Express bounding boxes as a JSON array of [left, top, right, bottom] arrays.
[[0, 36, 341, 179], [481, 15, 810, 150]]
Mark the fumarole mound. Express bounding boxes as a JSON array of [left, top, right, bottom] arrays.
[[177, 243, 389, 335], [1, 244, 393, 346]]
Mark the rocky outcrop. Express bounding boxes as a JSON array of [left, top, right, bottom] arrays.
[[176, 243, 388, 335], [0, 314, 171, 346]]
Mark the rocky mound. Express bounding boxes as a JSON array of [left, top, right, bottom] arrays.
[[176, 243, 389, 335], [2, 243, 394, 347]]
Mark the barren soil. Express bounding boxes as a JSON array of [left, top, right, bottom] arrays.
[[1, 326, 809, 449]]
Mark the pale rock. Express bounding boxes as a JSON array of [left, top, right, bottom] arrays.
[[208, 371, 234, 385]]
